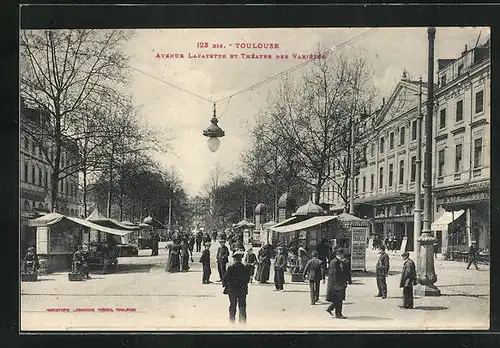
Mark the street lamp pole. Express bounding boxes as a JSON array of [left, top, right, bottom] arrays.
[[349, 114, 356, 215], [414, 77, 423, 260], [415, 27, 441, 296]]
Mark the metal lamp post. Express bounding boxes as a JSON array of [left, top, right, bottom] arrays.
[[415, 27, 441, 297], [203, 103, 225, 153]]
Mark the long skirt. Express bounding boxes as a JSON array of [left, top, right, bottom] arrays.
[[259, 262, 270, 283], [180, 255, 190, 271], [166, 252, 180, 272]]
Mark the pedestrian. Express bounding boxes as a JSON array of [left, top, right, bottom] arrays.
[[217, 239, 230, 281], [22, 246, 40, 273], [256, 243, 271, 283], [195, 231, 203, 252], [222, 250, 251, 323], [303, 250, 325, 305], [151, 233, 160, 256], [433, 241, 439, 258], [273, 246, 286, 291], [166, 239, 181, 273], [400, 251, 417, 309], [297, 246, 308, 273], [180, 240, 190, 272], [212, 231, 218, 242], [72, 246, 90, 279], [375, 245, 390, 299], [466, 241, 479, 270], [220, 229, 228, 242], [326, 248, 352, 319], [200, 242, 212, 284], [244, 247, 257, 283], [384, 236, 389, 249]]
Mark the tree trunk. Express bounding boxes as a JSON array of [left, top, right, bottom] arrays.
[[83, 167, 87, 218], [107, 144, 114, 218]]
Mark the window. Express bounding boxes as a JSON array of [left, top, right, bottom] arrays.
[[60, 179, 63, 192], [355, 178, 359, 194], [32, 141, 36, 154], [438, 149, 445, 177], [31, 167, 35, 184], [455, 144, 463, 173], [389, 132, 394, 150], [475, 91, 484, 114], [24, 200, 30, 210], [379, 167, 384, 189], [399, 160, 404, 185], [440, 75, 447, 87], [411, 120, 417, 140], [399, 126, 405, 145], [458, 64, 464, 76], [388, 163, 394, 187], [474, 138, 483, 168], [38, 202, 44, 210], [456, 100, 463, 122], [370, 174, 374, 191], [38, 168, 42, 186], [380, 137, 385, 154], [24, 137, 29, 150], [439, 109, 446, 129], [362, 176, 366, 193], [24, 163, 28, 182], [370, 143, 375, 157], [45, 170, 48, 188], [410, 156, 416, 182]]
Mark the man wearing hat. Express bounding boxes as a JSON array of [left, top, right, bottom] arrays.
[[217, 239, 230, 281], [244, 247, 257, 283], [303, 250, 325, 305], [467, 241, 479, 270], [273, 245, 286, 291], [400, 251, 417, 309], [326, 248, 351, 319], [375, 245, 390, 299], [200, 242, 212, 284], [222, 250, 251, 323]]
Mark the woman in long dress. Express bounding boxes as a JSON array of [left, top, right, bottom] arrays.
[[166, 239, 181, 273], [180, 241, 190, 272], [297, 247, 308, 273], [257, 243, 271, 283]]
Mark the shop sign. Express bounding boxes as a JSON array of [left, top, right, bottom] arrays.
[[351, 227, 367, 271]]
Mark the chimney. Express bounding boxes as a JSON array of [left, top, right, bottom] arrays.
[[462, 44, 468, 55], [382, 97, 385, 106]]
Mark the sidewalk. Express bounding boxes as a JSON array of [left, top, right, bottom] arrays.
[[20, 246, 489, 331]]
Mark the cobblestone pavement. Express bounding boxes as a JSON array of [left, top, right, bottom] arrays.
[[20, 245, 489, 331]]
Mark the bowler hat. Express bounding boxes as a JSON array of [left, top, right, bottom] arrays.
[[401, 251, 409, 258], [379, 245, 386, 251]]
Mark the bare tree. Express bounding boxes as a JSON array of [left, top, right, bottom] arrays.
[[20, 29, 131, 212], [248, 51, 376, 205]]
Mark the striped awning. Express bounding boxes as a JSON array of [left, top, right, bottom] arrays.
[[273, 215, 337, 233]]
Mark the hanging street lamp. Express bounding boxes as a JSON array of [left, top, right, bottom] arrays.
[[203, 103, 225, 152]]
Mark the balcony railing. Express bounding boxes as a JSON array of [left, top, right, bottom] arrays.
[[473, 168, 482, 178], [454, 173, 461, 181]]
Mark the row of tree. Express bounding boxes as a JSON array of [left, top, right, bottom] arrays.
[[20, 29, 190, 226]]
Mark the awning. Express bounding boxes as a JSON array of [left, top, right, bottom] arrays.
[[273, 215, 337, 233], [109, 218, 139, 230], [28, 212, 66, 227], [67, 216, 135, 237], [270, 216, 297, 230], [262, 220, 277, 228], [431, 210, 465, 231], [234, 219, 255, 228]]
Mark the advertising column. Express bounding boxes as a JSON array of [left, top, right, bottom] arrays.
[[351, 226, 367, 271]]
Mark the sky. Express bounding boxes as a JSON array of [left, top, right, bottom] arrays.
[[125, 27, 489, 197]]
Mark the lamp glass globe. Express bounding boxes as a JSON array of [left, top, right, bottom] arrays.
[[207, 137, 220, 152]]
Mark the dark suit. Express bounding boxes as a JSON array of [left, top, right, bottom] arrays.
[[303, 257, 325, 304], [200, 249, 211, 283], [376, 252, 390, 297], [326, 258, 352, 317], [217, 245, 230, 280], [274, 252, 286, 290], [222, 262, 251, 322], [400, 258, 417, 308]]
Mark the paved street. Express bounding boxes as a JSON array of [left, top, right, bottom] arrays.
[[21, 245, 489, 331]]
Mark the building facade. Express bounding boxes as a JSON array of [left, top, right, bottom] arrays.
[[319, 38, 490, 255], [20, 103, 82, 252]]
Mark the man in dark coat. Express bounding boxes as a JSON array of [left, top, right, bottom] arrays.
[[200, 242, 212, 284], [467, 241, 479, 270], [303, 250, 325, 305], [217, 240, 230, 281], [326, 248, 352, 319], [195, 231, 203, 252], [375, 245, 390, 299], [151, 233, 160, 256], [273, 246, 286, 291], [222, 250, 251, 323], [23, 247, 40, 273], [400, 251, 417, 309]]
